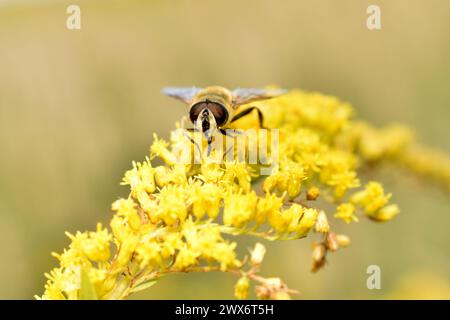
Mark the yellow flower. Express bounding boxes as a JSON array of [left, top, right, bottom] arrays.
[[110, 215, 132, 243], [223, 191, 257, 228], [255, 193, 284, 226], [194, 226, 223, 259], [295, 207, 319, 235], [134, 189, 157, 217], [328, 170, 360, 199], [268, 204, 300, 234], [153, 166, 171, 188], [334, 203, 358, 224], [135, 241, 162, 269], [190, 182, 222, 220], [263, 161, 305, 199], [54, 235, 89, 268], [306, 186, 320, 200], [150, 134, 177, 165], [112, 198, 141, 231], [350, 122, 414, 161], [174, 244, 199, 270], [211, 241, 241, 271], [200, 162, 224, 183], [122, 158, 156, 195], [223, 162, 252, 193], [234, 276, 250, 300], [350, 181, 398, 222], [160, 233, 183, 259], [117, 235, 139, 268], [39, 88, 438, 300], [369, 204, 400, 222], [157, 185, 187, 225], [39, 276, 66, 300], [80, 223, 112, 262], [44, 267, 80, 300], [284, 163, 305, 199], [88, 267, 109, 297]]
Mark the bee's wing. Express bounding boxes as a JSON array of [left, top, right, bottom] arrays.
[[162, 87, 203, 104], [231, 88, 287, 107]]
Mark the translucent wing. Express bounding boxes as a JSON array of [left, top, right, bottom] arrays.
[[231, 88, 287, 107], [162, 87, 203, 104]]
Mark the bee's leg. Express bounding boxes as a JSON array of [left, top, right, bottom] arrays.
[[230, 106, 265, 129], [219, 129, 234, 160], [219, 128, 244, 137], [219, 128, 246, 161], [206, 137, 214, 156], [182, 128, 203, 160]]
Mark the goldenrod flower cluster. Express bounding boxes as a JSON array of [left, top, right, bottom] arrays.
[[37, 89, 450, 300]]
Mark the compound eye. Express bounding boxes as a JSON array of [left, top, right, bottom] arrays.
[[208, 102, 228, 126], [189, 103, 206, 123]]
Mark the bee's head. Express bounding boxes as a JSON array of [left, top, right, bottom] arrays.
[[191, 106, 215, 134], [189, 101, 229, 128]]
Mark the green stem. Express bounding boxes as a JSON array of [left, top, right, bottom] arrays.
[[106, 276, 131, 300]]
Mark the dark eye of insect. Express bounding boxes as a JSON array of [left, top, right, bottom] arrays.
[[189, 103, 205, 123], [189, 102, 228, 126]]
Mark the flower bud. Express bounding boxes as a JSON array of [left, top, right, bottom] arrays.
[[311, 243, 326, 273], [369, 204, 400, 222], [325, 232, 339, 252], [234, 276, 250, 300], [335, 234, 351, 247], [255, 285, 270, 300], [306, 186, 320, 200], [250, 243, 266, 266], [315, 211, 330, 233], [312, 243, 326, 262], [264, 277, 283, 290], [296, 208, 319, 235]]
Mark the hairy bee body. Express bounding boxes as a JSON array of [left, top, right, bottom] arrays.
[[189, 86, 233, 128]]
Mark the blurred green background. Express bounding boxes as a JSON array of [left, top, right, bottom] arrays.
[[1, 0, 449, 299]]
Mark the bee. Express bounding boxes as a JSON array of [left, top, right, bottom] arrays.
[[162, 86, 286, 137]]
